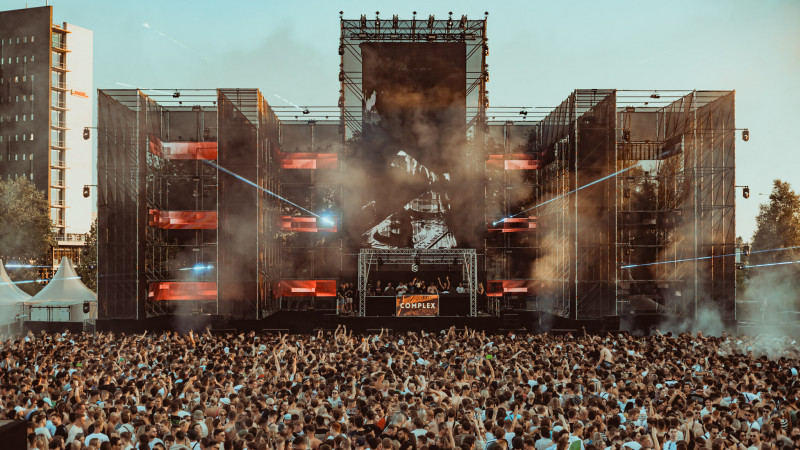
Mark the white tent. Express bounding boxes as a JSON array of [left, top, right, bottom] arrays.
[[0, 259, 31, 327], [25, 257, 97, 322]]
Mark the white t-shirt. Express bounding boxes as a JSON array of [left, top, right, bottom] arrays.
[[85, 432, 110, 444]]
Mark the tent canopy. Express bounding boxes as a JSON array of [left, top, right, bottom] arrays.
[[0, 259, 32, 305], [26, 257, 96, 307]]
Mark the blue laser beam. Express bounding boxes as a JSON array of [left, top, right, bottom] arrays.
[[202, 160, 326, 221], [5, 264, 53, 269], [178, 264, 214, 271], [493, 163, 641, 226], [744, 260, 800, 269], [0, 276, 81, 286], [620, 245, 800, 269]]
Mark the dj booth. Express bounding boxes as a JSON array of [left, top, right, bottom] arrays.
[[365, 294, 470, 316]]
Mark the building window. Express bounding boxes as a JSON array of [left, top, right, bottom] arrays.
[[15, 154, 18, 161], [30, 113, 34, 120], [30, 75, 34, 81], [23, 56, 27, 63], [22, 153, 25, 160], [22, 76, 26, 82], [22, 115, 26, 121], [14, 76, 18, 83], [29, 154, 33, 160], [15, 115, 18, 121], [30, 134, 34, 141], [23, 96, 27, 102], [31, 36, 35, 43], [23, 37, 27, 43], [31, 55, 34, 62], [30, 95, 34, 102]]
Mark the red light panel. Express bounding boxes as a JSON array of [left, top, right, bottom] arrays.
[[278, 280, 337, 297], [487, 154, 542, 170], [148, 282, 217, 301], [487, 280, 534, 297], [280, 216, 337, 233], [487, 217, 537, 233], [149, 210, 218, 229], [279, 152, 337, 169], [149, 134, 218, 160]]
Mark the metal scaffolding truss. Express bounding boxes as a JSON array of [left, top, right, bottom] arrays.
[[357, 248, 478, 317], [339, 14, 487, 139]]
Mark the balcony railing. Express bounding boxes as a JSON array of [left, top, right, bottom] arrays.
[[52, 101, 67, 109], [51, 140, 66, 149], [52, 121, 67, 129], [52, 61, 67, 70], [51, 41, 68, 51], [51, 180, 66, 188], [51, 159, 66, 168], [52, 81, 67, 90]]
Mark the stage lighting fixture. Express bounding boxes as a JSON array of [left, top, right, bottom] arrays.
[[82, 185, 90, 198], [742, 129, 749, 141], [743, 186, 750, 199], [83, 127, 90, 140], [623, 129, 631, 142], [378, 257, 383, 267], [83, 301, 90, 314], [411, 264, 418, 273], [650, 92, 660, 99], [360, 14, 367, 29], [338, 45, 344, 55], [426, 34, 437, 41], [459, 15, 467, 28], [452, 258, 458, 266], [172, 91, 180, 98], [519, 110, 528, 117], [392, 15, 399, 28], [742, 244, 750, 256], [414, 256, 421, 266], [464, 33, 475, 40], [302, 109, 310, 115], [427, 15, 435, 28]]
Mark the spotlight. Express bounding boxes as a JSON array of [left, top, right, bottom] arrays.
[[82, 301, 90, 314], [392, 14, 399, 28], [742, 129, 749, 141], [427, 15, 435, 28], [302, 109, 310, 115], [82, 185, 91, 198], [172, 91, 180, 98], [623, 129, 631, 142], [377, 257, 383, 267], [743, 186, 750, 199], [338, 45, 344, 55], [742, 244, 750, 256], [83, 127, 90, 140], [650, 92, 660, 99], [411, 264, 418, 273], [519, 110, 528, 117]]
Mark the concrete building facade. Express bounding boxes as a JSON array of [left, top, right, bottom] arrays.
[[0, 6, 93, 239]]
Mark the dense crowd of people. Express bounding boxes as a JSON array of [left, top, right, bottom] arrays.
[[2, 327, 799, 450]]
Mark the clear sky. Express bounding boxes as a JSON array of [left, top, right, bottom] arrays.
[[35, 0, 800, 240]]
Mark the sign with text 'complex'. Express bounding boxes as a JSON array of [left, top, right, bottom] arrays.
[[396, 294, 439, 317]]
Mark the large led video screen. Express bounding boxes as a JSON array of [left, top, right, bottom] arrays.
[[349, 42, 470, 249]]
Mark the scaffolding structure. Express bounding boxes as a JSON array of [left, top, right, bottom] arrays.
[[357, 248, 478, 316], [97, 89, 282, 320]]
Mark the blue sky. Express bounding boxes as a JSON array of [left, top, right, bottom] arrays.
[[41, 0, 800, 240]]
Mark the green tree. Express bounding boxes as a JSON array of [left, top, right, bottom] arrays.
[[750, 179, 800, 265], [76, 218, 97, 292], [0, 178, 54, 295]]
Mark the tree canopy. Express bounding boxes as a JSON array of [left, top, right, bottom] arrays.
[[0, 178, 54, 262], [75, 219, 97, 292], [751, 179, 800, 265]]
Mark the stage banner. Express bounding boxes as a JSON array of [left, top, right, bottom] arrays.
[[396, 294, 439, 317]]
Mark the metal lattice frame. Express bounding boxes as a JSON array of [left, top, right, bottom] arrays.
[[357, 248, 478, 316], [339, 14, 487, 140], [614, 91, 736, 320]]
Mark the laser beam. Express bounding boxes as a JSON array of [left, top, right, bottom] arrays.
[[620, 245, 800, 269], [202, 160, 328, 221], [5, 264, 53, 269], [274, 94, 304, 111], [744, 260, 800, 269], [0, 276, 81, 286], [493, 163, 640, 226]]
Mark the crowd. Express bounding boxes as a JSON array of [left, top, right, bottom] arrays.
[[2, 326, 799, 450]]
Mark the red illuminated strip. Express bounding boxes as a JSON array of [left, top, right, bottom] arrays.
[[487, 154, 542, 170], [487, 217, 537, 233], [279, 152, 337, 169], [149, 134, 218, 160], [279, 280, 337, 297], [280, 216, 337, 233], [487, 280, 533, 297], [149, 209, 218, 229], [148, 282, 217, 301]]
